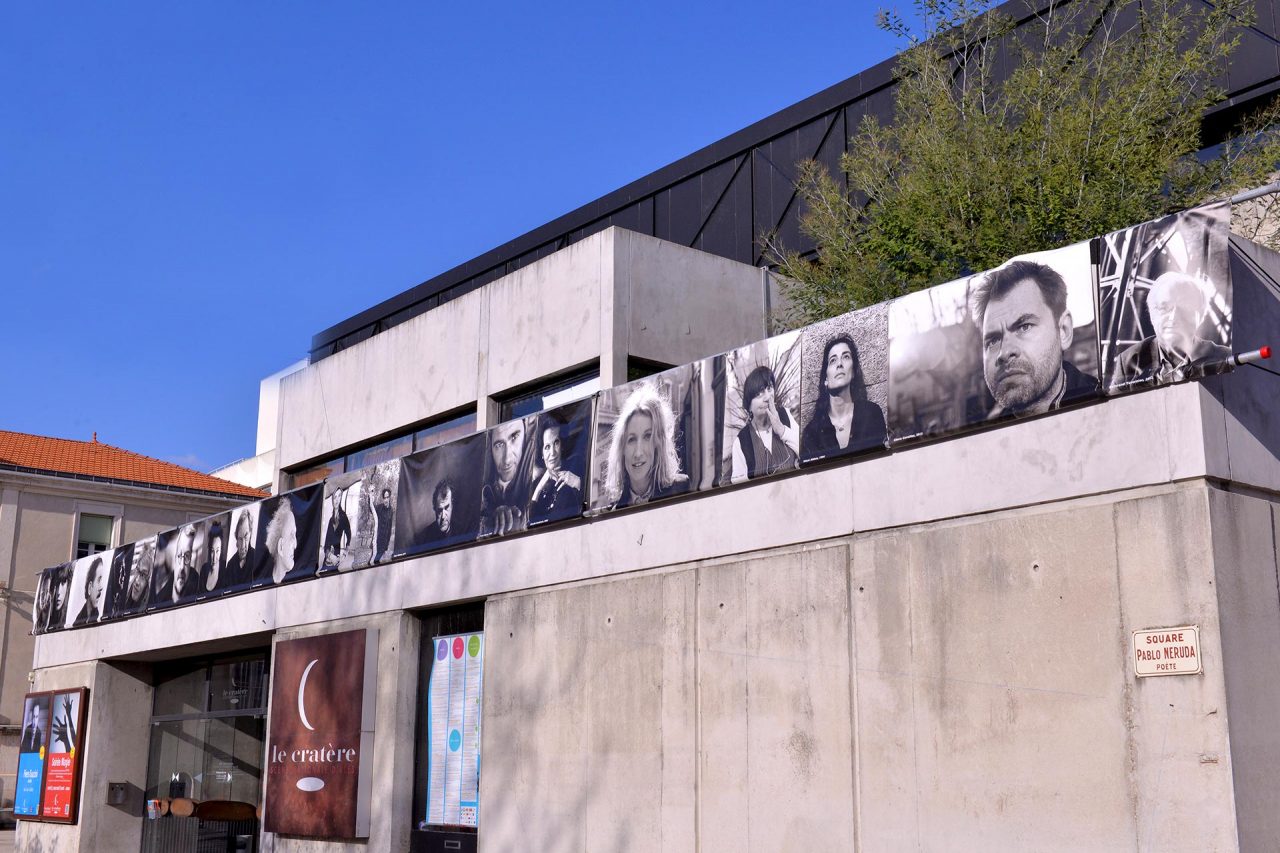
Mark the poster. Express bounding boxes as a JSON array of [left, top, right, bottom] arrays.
[[1098, 201, 1232, 392], [195, 513, 229, 600], [264, 629, 377, 838], [798, 303, 890, 464], [526, 398, 592, 529], [13, 693, 50, 816], [425, 632, 483, 829], [39, 688, 87, 822], [320, 460, 401, 573], [170, 520, 208, 605], [113, 537, 155, 618], [31, 569, 52, 636], [477, 415, 538, 539], [221, 503, 260, 594], [66, 553, 107, 628], [253, 484, 323, 586], [716, 330, 803, 485], [148, 529, 179, 611], [888, 241, 1099, 442], [43, 564, 72, 634], [101, 544, 135, 619], [588, 362, 713, 514], [394, 433, 487, 557]]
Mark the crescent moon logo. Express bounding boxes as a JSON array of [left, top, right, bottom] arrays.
[[297, 658, 318, 731]]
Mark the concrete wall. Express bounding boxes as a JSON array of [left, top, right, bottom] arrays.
[[479, 484, 1269, 852], [274, 228, 768, 472], [15, 660, 153, 853]]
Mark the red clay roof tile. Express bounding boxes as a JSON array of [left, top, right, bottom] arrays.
[[0, 430, 267, 500]]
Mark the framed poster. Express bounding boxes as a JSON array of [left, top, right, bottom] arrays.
[[13, 693, 51, 817], [11, 688, 89, 824]]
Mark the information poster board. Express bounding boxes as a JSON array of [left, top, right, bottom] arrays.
[[425, 632, 484, 829], [11, 688, 88, 823], [40, 688, 87, 821], [13, 694, 50, 817]]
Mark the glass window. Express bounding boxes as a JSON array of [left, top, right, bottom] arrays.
[[141, 651, 269, 853], [76, 513, 113, 559], [413, 412, 477, 452], [345, 433, 414, 471], [498, 369, 599, 422], [286, 458, 344, 491]]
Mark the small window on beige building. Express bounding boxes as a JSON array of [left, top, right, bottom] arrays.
[[75, 513, 114, 559]]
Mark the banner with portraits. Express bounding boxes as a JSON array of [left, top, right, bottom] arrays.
[[1099, 201, 1233, 392], [26, 202, 1247, 636], [252, 484, 324, 587], [588, 362, 713, 514], [716, 330, 803, 485], [395, 432, 488, 557], [320, 460, 402, 573], [798, 303, 890, 464], [888, 241, 1100, 443]]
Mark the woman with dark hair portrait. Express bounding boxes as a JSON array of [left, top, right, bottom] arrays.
[[202, 520, 225, 592], [801, 333, 886, 461], [730, 365, 799, 481], [605, 383, 689, 509], [32, 572, 52, 634], [529, 412, 583, 524]]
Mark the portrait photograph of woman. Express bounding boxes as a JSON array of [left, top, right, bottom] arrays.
[[589, 362, 712, 514], [717, 330, 803, 486], [799, 303, 889, 465]]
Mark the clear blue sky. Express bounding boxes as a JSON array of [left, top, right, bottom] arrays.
[[1, 2, 903, 472]]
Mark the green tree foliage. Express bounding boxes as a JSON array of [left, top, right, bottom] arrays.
[[768, 0, 1280, 325]]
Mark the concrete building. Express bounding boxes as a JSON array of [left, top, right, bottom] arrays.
[[0, 431, 265, 829], [15, 221, 1280, 852], [14, 2, 1280, 849]]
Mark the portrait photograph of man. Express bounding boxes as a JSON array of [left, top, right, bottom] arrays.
[[253, 484, 322, 586], [196, 513, 229, 598], [478, 415, 538, 539], [394, 432, 486, 557], [1099, 201, 1232, 392], [148, 528, 179, 611], [171, 521, 207, 605], [888, 241, 1099, 442], [799, 303, 889, 464], [101, 544, 135, 619], [14, 694, 51, 817], [222, 503, 260, 592], [113, 537, 155, 619]]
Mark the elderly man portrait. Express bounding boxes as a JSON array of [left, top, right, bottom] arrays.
[[20, 699, 46, 754], [971, 259, 1097, 419], [1113, 271, 1230, 386]]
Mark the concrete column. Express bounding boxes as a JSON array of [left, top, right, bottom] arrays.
[[601, 229, 629, 388]]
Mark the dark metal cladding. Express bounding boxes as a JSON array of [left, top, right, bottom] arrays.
[[310, 0, 1280, 362]]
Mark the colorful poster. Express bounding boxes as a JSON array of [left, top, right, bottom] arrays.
[[13, 694, 50, 816], [39, 689, 85, 821], [426, 632, 483, 828]]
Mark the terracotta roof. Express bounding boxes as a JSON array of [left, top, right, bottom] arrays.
[[0, 430, 267, 500]]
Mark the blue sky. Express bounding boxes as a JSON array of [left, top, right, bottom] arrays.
[[0, 2, 903, 472]]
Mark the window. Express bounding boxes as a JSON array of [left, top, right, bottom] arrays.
[[413, 411, 476, 452], [627, 357, 673, 383], [498, 368, 599, 422], [140, 652, 269, 853], [284, 409, 478, 492], [75, 514, 113, 559]]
